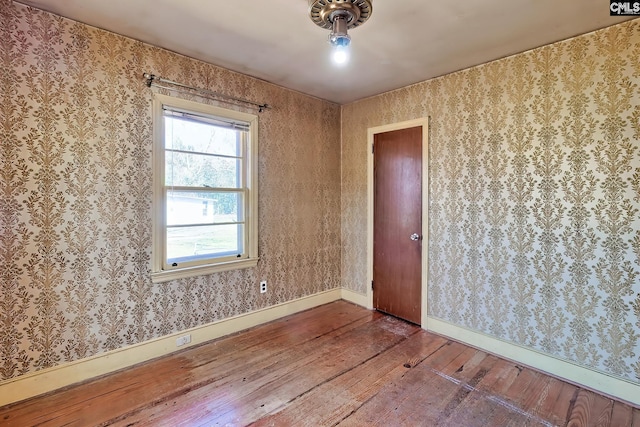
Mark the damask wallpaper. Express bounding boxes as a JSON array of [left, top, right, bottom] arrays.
[[0, 0, 341, 381], [342, 19, 640, 384]]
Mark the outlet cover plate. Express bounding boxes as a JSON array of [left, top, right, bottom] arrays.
[[176, 334, 191, 346]]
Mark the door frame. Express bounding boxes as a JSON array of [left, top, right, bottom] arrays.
[[367, 117, 430, 328]]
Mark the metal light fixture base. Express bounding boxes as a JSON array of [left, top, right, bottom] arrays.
[[308, 0, 373, 31]]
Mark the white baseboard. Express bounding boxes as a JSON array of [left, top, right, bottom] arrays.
[[427, 316, 640, 407], [340, 288, 369, 308], [0, 288, 342, 406]]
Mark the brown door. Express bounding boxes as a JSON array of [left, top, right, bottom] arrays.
[[373, 126, 422, 325]]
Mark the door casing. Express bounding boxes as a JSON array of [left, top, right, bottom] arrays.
[[367, 117, 430, 328]]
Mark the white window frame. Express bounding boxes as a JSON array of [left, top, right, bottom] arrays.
[[151, 94, 259, 283]]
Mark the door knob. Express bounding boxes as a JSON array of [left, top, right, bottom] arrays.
[[410, 233, 421, 241]]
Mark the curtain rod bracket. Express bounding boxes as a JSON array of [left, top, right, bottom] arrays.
[[143, 72, 155, 87], [142, 72, 271, 112]]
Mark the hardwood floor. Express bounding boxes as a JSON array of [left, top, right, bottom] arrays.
[[1, 301, 638, 426]]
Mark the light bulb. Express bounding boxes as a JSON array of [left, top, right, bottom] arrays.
[[329, 13, 350, 66], [332, 45, 349, 65]]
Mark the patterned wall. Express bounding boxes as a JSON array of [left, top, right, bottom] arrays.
[[342, 20, 640, 383], [0, 0, 341, 381]]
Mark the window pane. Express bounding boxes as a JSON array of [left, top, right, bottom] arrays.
[[165, 115, 241, 157], [166, 224, 243, 263], [165, 151, 241, 188], [167, 191, 242, 226]]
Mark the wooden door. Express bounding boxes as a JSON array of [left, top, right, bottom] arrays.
[[373, 126, 422, 325]]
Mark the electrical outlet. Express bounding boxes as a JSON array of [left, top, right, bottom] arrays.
[[260, 280, 267, 293], [176, 334, 191, 347]]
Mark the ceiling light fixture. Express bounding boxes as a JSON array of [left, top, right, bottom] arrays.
[[308, 0, 373, 65]]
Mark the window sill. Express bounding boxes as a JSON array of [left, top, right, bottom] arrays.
[[151, 257, 259, 283]]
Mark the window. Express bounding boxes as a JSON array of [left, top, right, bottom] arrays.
[[151, 94, 259, 283]]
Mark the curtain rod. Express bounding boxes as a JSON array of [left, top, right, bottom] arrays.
[[143, 73, 271, 113]]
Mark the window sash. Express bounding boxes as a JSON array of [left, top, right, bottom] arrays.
[[165, 223, 246, 267], [162, 111, 248, 270]]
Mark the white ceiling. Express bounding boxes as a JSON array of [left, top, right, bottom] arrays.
[[17, 0, 633, 104]]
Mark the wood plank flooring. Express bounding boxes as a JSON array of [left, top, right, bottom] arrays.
[[1, 301, 638, 426]]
